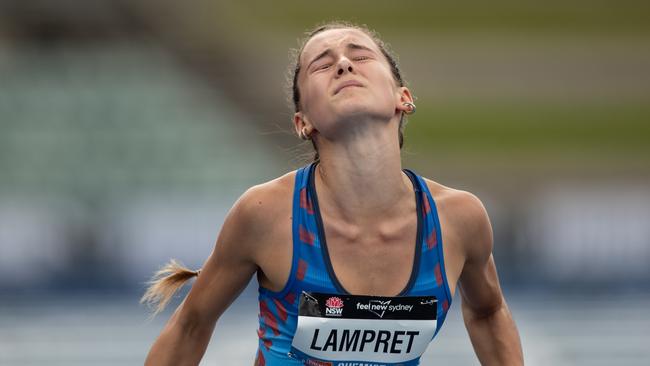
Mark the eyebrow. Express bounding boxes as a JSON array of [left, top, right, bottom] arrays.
[[306, 43, 376, 70]]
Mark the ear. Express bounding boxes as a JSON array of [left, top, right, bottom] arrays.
[[293, 112, 304, 136], [293, 111, 314, 136], [395, 87, 414, 114]]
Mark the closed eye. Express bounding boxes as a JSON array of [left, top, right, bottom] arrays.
[[311, 63, 332, 73]]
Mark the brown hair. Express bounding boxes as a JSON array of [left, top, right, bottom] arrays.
[[288, 21, 410, 163], [140, 259, 200, 317]]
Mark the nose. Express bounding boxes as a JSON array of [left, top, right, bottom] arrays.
[[336, 58, 353, 76]]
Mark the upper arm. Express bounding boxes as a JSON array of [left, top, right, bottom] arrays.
[[175, 185, 267, 327], [454, 192, 504, 316]]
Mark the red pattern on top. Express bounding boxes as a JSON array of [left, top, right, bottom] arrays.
[[422, 192, 431, 214], [434, 263, 443, 286], [442, 299, 449, 312], [259, 300, 280, 336], [256, 349, 265, 366], [272, 298, 288, 322], [426, 229, 437, 250], [296, 259, 308, 281], [284, 292, 296, 305], [299, 225, 315, 245], [257, 322, 273, 351], [300, 188, 314, 215]]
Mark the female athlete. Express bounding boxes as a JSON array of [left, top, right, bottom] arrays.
[[142, 22, 524, 366]]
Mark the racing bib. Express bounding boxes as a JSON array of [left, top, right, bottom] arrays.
[[289, 292, 437, 366]]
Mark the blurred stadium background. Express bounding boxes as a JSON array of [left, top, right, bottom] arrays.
[[1, 0, 649, 365]]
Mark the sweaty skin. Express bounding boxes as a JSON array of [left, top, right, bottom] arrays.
[[144, 27, 523, 366]]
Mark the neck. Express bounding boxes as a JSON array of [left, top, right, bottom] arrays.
[[313, 124, 413, 224]]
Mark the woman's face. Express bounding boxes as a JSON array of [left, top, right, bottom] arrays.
[[295, 28, 410, 140]]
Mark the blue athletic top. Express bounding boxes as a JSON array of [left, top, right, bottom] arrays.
[[256, 163, 452, 365]]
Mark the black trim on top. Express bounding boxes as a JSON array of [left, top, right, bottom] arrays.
[[307, 162, 423, 297]]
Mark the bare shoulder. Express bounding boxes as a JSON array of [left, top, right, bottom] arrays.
[[420, 177, 489, 228], [237, 170, 296, 212], [420, 177, 493, 262], [231, 170, 296, 232]]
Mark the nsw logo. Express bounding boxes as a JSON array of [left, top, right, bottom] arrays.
[[325, 296, 344, 317]]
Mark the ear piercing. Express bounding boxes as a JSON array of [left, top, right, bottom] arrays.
[[299, 128, 311, 140], [403, 102, 416, 115]]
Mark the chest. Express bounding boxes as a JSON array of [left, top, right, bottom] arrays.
[[322, 215, 419, 296], [256, 189, 462, 300]]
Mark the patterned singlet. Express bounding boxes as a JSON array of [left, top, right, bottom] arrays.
[[256, 163, 452, 365]]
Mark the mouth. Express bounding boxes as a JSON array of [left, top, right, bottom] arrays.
[[334, 80, 364, 95]]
